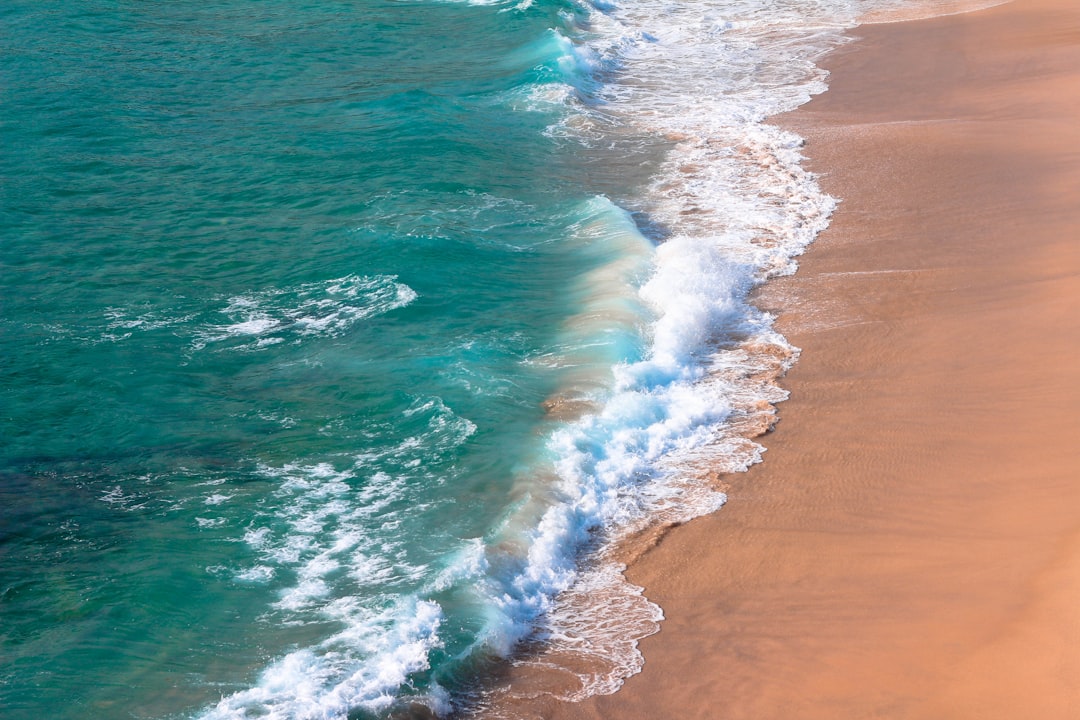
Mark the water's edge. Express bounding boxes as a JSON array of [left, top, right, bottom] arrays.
[[470, 0, 1017, 716]]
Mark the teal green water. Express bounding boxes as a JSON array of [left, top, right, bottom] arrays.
[[1, 1, 667, 717]]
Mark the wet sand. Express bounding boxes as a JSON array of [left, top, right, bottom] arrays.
[[529, 0, 1080, 717]]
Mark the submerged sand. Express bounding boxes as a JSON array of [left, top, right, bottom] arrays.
[[517, 0, 1080, 717]]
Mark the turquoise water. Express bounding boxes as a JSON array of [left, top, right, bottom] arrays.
[[2, 0, 857, 717]]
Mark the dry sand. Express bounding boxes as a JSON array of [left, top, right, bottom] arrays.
[[519, 0, 1080, 717]]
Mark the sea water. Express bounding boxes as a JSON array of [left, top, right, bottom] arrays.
[[3, 1, 900, 718]]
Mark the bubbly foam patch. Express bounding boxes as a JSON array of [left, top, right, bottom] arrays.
[[202, 598, 449, 720], [195, 397, 480, 718], [99, 274, 416, 351], [194, 275, 418, 351]]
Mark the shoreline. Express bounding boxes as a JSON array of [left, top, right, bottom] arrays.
[[512, 0, 1080, 717]]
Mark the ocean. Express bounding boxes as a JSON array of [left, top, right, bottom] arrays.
[[1, 0, 896, 717]]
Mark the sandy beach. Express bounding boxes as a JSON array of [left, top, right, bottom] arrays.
[[513, 0, 1080, 717]]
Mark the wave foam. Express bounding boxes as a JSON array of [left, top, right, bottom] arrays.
[[99, 274, 416, 352], [203, 598, 448, 720], [198, 398, 479, 718], [194, 274, 418, 351], [474, 0, 854, 711]]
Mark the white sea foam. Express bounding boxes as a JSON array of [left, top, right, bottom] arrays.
[[203, 598, 449, 720], [193, 274, 418, 351], [99, 274, 416, 353], [202, 398, 479, 718]]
